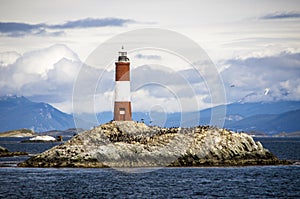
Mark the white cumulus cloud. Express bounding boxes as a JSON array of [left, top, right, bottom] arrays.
[[0, 44, 82, 110], [0, 51, 21, 67]]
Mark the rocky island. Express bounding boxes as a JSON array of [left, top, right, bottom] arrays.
[[0, 129, 36, 137], [18, 121, 289, 168], [0, 146, 28, 157]]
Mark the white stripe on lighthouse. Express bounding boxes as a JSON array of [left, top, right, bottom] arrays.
[[115, 81, 131, 102]]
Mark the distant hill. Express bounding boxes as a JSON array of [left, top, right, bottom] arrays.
[[40, 128, 86, 138], [1, 95, 299, 135], [0, 95, 75, 132], [94, 101, 300, 134], [0, 129, 36, 137], [226, 109, 300, 134], [273, 131, 300, 137]]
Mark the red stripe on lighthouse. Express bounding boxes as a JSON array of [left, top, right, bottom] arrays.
[[115, 64, 130, 81]]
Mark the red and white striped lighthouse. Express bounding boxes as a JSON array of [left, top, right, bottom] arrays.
[[113, 47, 132, 121]]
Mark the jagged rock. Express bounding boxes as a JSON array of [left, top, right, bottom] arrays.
[[18, 121, 289, 168], [0, 145, 28, 157]]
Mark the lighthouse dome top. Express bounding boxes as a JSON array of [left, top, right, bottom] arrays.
[[118, 46, 129, 62]]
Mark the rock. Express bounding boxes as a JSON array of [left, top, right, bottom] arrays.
[[0, 146, 8, 153], [18, 121, 290, 168], [0, 129, 36, 137], [0, 145, 28, 157]]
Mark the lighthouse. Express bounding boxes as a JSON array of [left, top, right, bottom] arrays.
[[113, 47, 132, 121]]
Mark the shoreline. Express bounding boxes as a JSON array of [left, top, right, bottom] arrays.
[[1, 162, 297, 169]]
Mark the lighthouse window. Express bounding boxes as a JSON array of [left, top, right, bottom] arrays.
[[119, 108, 125, 115]]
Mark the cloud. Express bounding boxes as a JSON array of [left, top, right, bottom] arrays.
[[260, 11, 300, 20], [0, 18, 135, 37], [50, 18, 134, 29], [221, 51, 300, 103], [0, 22, 64, 37], [73, 62, 209, 114], [0, 44, 213, 114], [0, 51, 21, 67], [14, 44, 79, 76], [3, 44, 298, 115], [134, 53, 162, 60], [0, 22, 42, 33], [0, 44, 82, 108], [131, 65, 206, 98]]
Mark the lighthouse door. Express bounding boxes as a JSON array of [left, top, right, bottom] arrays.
[[119, 108, 126, 121]]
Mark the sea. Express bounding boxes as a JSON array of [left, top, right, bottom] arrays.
[[0, 137, 299, 198]]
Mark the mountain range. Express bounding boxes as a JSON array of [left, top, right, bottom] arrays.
[[0, 95, 300, 135], [98, 101, 300, 135], [0, 95, 74, 132]]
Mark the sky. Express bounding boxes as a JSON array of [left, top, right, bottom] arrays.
[[0, 0, 299, 116]]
